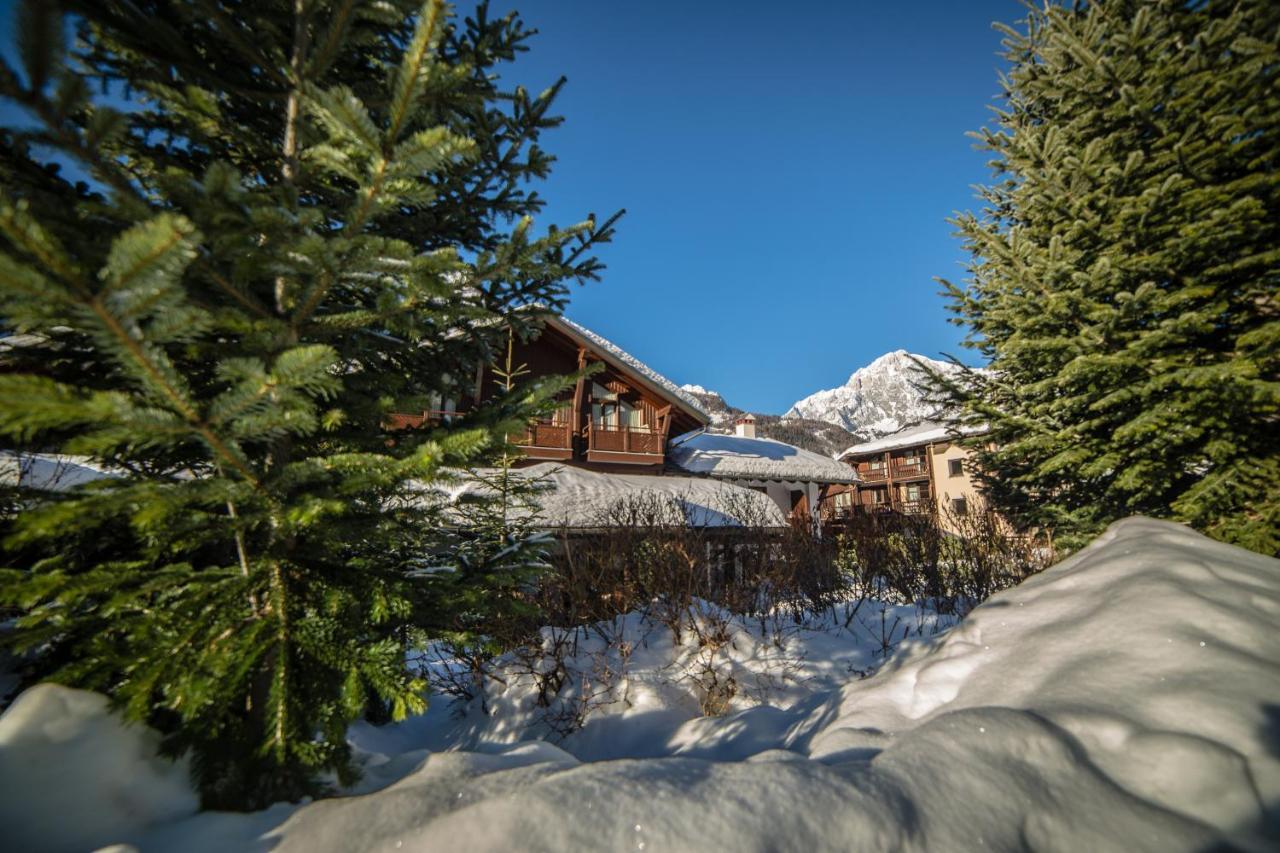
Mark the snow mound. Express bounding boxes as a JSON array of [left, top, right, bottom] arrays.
[[803, 516, 1280, 838], [2, 518, 1277, 851], [0, 684, 197, 853]]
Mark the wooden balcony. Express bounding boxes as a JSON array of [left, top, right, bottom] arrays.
[[385, 410, 463, 430], [859, 464, 889, 482], [513, 408, 575, 461], [826, 500, 930, 520], [585, 423, 664, 465], [825, 503, 894, 520], [891, 457, 930, 479]]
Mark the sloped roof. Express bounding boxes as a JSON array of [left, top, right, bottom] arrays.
[[441, 462, 785, 528], [837, 420, 988, 459], [668, 431, 859, 485], [549, 316, 710, 424]]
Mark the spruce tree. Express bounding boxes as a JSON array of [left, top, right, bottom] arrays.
[[0, 0, 616, 808], [426, 326, 572, 696], [933, 0, 1279, 554]]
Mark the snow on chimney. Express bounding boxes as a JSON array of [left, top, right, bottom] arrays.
[[734, 413, 757, 439]]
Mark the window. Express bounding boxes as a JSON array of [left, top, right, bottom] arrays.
[[870, 489, 885, 504], [952, 497, 968, 516], [948, 459, 964, 477], [904, 484, 922, 502], [621, 400, 649, 431]]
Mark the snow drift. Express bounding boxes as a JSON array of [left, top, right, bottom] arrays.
[[1, 518, 1277, 851]]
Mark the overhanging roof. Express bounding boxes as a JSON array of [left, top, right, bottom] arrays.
[[545, 315, 710, 427]]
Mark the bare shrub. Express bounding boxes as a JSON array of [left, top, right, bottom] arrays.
[[430, 488, 1052, 736], [830, 498, 1053, 615], [538, 488, 846, 632]]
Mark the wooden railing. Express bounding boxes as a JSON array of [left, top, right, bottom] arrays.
[[512, 406, 575, 453], [588, 424, 663, 456], [385, 410, 464, 430], [825, 503, 893, 519], [825, 500, 932, 519], [892, 457, 929, 478], [855, 457, 929, 481], [518, 421, 573, 450]]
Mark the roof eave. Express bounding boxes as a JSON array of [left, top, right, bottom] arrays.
[[545, 315, 710, 427]]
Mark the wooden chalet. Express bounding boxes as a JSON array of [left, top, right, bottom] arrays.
[[392, 315, 710, 474]]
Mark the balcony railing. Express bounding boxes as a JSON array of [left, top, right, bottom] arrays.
[[855, 458, 929, 481], [518, 421, 573, 450], [386, 410, 463, 430], [892, 458, 930, 478], [512, 407, 575, 459], [824, 503, 894, 520], [587, 424, 663, 457]]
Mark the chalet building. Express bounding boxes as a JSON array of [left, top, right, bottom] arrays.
[[825, 420, 989, 529], [493, 315, 711, 473], [391, 315, 708, 472], [392, 315, 856, 528]]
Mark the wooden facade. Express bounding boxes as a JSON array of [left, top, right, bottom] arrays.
[[390, 317, 708, 474], [824, 446, 937, 519], [824, 427, 996, 534]]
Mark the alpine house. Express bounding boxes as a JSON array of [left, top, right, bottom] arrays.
[[391, 315, 857, 530]]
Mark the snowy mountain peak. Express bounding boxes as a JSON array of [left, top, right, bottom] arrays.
[[785, 351, 962, 438], [678, 384, 737, 430]]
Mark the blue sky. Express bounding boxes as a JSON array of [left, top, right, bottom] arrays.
[[0, 0, 1023, 413], [483, 0, 1021, 412]]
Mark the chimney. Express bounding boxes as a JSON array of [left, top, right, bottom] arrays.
[[734, 413, 757, 439]]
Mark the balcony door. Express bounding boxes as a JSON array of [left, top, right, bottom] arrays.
[[591, 382, 649, 432], [591, 383, 619, 429]]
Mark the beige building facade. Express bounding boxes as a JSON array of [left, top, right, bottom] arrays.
[[824, 421, 989, 533]]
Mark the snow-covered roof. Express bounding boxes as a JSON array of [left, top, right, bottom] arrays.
[[550, 316, 709, 424], [0, 452, 119, 490], [836, 420, 988, 459], [668, 431, 859, 485], [443, 463, 786, 529], [0, 333, 50, 354]]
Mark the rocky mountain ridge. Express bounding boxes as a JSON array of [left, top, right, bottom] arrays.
[[681, 350, 962, 457], [784, 350, 960, 435]]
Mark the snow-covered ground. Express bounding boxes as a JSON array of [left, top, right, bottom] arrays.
[[2, 518, 1278, 851]]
